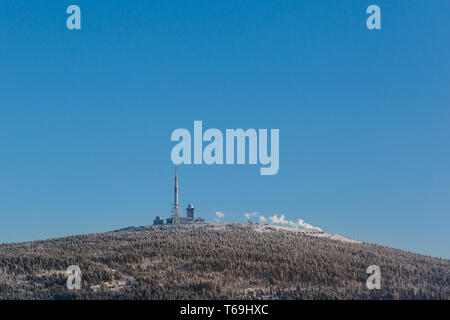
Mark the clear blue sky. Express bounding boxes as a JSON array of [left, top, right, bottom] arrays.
[[1, 1, 449, 258]]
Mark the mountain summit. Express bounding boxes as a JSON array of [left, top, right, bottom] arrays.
[[0, 223, 448, 299]]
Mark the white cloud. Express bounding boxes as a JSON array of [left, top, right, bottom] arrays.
[[214, 211, 225, 222], [216, 211, 224, 219], [244, 212, 258, 220], [259, 216, 268, 224], [268, 214, 322, 232]]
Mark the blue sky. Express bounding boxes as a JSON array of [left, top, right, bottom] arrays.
[[0, 1, 449, 258]]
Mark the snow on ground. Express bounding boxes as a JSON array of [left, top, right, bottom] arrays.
[[249, 223, 362, 244], [149, 222, 361, 244]]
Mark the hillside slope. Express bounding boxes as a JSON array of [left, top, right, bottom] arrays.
[[0, 223, 448, 299]]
